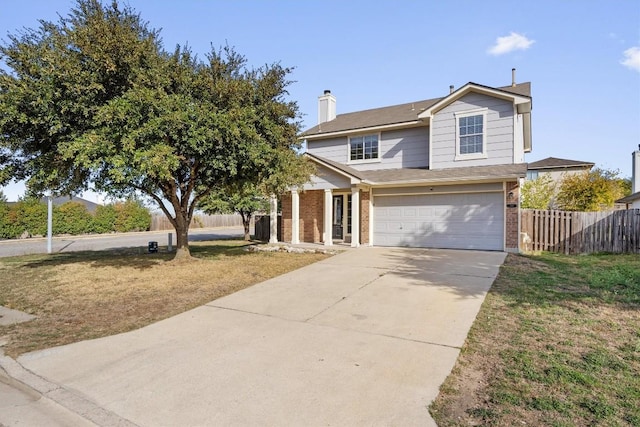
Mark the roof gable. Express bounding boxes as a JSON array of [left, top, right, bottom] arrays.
[[302, 82, 531, 139], [528, 157, 594, 170], [417, 82, 531, 118]]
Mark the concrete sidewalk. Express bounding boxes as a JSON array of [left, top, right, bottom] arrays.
[[3, 247, 506, 426]]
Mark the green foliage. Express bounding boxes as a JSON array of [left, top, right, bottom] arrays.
[[113, 199, 151, 232], [199, 184, 269, 240], [200, 185, 269, 217], [7, 198, 48, 237], [92, 203, 117, 234], [53, 201, 93, 235], [521, 173, 556, 209], [556, 168, 627, 211], [0, 197, 151, 238], [0, 193, 17, 238], [0, 0, 312, 256]]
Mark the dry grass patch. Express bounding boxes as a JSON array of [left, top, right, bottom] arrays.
[[0, 241, 330, 357]]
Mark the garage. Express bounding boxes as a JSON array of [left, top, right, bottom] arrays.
[[373, 192, 504, 250]]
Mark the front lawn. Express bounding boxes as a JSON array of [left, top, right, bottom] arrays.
[[431, 252, 640, 426], [0, 241, 330, 358]]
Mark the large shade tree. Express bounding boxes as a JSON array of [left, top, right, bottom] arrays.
[[0, 0, 311, 259]]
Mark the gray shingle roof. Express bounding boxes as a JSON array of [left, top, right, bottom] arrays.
[[305, 153, 527, 184], [527, 157, 594, 170], [305, 153, 367, 180], [359, 163, 528, 184], [302, 82, 531, 137], [616, 191, 640, 204]]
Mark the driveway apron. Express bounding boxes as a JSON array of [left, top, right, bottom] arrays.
[[18, 247, 506, 426]]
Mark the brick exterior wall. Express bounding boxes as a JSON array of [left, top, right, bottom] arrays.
[[360, 189, 370, 245], [281, 192, 292, 243], [299, 190, 323, 243], [505, 181, 520, 251]]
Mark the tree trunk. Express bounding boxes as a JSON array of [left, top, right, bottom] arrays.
[[241, 212, 251, 241], [173, 212, 191, 260]]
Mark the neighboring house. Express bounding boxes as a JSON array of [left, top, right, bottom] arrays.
[[7, 195, 101, 212], [616, 146, 640, 209], [273, 72, 533, 252], [41, 195, 102, 213], [526, 157, 594, 182]]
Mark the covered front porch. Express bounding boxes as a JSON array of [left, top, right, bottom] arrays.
[[271, 187, 371, 248]]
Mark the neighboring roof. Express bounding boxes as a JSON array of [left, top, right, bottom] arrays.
[[305, 153, 527, 185], [302, 82, 531, 138], [527, 157, 595, 170], [616, 191, 640, 204], [40, 196, 101, 212]]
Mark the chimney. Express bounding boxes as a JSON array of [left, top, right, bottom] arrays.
[[512, 68, 516, 87], [633, 145, 640, 193], [449, 85, 454, 94], [318, 90, 336, 124]]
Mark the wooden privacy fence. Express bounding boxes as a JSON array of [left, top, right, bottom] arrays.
[[254, 215, 282, 241], [150, 213, 251, 231], [520, 209, 640, 254]]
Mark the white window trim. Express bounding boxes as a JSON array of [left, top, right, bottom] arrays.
[[454, 108, 488, 161], [347, 132, 382, 165]]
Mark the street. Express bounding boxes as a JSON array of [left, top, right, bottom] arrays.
[[0, 227, 246, 258]]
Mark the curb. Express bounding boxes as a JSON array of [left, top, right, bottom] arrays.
[[0, 352, 136, 427]]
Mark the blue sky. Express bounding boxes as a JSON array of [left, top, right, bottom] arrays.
[[1, 0, 639, 201]]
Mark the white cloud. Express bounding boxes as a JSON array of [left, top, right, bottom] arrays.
[[488, 32, 535, 56], [621, 46, 640, 72]]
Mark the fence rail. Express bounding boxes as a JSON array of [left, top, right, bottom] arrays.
[[150, 214, 251, 231], [520, 209, 640, 254]]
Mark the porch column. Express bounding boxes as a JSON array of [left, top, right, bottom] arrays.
[[351, 187, 360, 248], [324, 189, 333, 246], [269, 194, 278, 244], [291, 189, 300, 244]]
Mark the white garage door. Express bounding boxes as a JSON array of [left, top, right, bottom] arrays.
[[374, 192, 504, 250]]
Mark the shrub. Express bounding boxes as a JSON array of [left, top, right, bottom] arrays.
[[92, 204, 118, 234], [8, 198, 48, 237], [0, 197, 20, 239], [54, 202, 93, 235], [114, 199, 151, 232]]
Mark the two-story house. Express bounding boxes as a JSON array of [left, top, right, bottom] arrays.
[[276, 73, 532, 252], [526, 157, 594, 182]]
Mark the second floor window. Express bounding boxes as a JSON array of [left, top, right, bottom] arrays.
[[455, 108, 488, 160], [459, 115, 483, 154], [350, 134, 379, 161]]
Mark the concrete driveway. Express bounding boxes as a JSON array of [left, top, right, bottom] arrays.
[[15, 247, 506, 426]]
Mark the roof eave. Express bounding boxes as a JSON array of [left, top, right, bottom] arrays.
[[529, 163, 595, 170], [366, 174, 526, 187], [301, 120, 426, 141]]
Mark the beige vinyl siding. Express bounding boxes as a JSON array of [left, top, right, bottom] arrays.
[[306, 137, 348, 163], [306, 127, 429, 171], [431, 93, 514, 169], [303, 165, 351, 190], [350, 127, 429, 171]]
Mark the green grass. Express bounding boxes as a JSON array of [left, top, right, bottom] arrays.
[[430, 252, 640, 427]]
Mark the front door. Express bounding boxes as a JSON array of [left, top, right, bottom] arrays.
[[332, 195, 343, 239]]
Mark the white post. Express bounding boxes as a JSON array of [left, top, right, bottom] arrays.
[[351, 187, 360, 248], [168, 233, 173, 252], [269, 195, 278, 243], [47, 194, 53, 254], [324, 189, 333, 246], [291, 189, 300, 244]]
